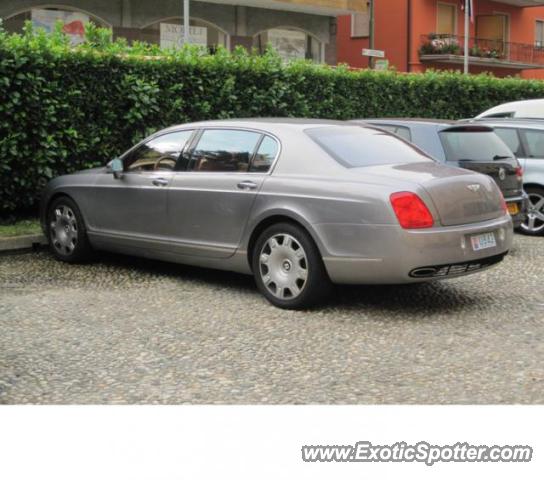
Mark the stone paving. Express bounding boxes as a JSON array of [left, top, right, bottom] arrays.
[[1, 234, 542, 404]]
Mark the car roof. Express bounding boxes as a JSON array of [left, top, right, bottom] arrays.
[[357, 118, 485, 131], [470, 118, 544, 129], [476, 98, 544, 119], [359, 118, 456, 126], [159, 118, 350, 136]]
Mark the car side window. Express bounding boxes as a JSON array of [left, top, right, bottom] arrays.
[[189, 129, 262, 172], [124, 130, 194, 172], [374, 124, 412, 142], [483, 112, 514, 119], [494, 128, 523, 157], [393, 126, 411, 142], [521, 129, 544, 159], [250, 135, 279, 173]]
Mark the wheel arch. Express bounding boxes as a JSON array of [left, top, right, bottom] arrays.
[[246, 213, 325, 271], [41, 191, 78, 233], [523, 183, 544, 192]]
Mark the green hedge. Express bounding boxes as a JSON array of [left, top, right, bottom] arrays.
[[2, 22, 544, 215]]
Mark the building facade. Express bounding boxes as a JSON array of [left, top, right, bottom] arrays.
[[0, 0, 366, 64], [338, 0, 544, 78]]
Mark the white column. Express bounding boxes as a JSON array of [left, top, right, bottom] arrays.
[[183, 0, 190, 44], [121, 0, 131, 28], [464, 0, 469, 74]]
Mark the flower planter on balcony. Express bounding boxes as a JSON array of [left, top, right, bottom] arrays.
[[419, 34, 544, 70]]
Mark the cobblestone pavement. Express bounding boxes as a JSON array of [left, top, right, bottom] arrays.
[[1, 234, 543, 404]]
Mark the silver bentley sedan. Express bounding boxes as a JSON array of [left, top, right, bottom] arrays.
[[41, 119, 513, 309]]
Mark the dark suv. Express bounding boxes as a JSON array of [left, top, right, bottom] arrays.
[[356, 119, 528, 228], [469, 118, 544, 236]]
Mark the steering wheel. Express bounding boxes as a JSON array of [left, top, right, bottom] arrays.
[[153, 155, 177, 171]]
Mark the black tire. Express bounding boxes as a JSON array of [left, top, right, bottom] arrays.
[[251, 222, 332, 309], [519, 186, 544, 236], [47, 196, 93, 263]]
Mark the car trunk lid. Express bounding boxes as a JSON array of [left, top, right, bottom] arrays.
[[422, 172, 503, 226], [353, 162, 504, 227]]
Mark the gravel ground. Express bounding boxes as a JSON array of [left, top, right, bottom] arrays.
[[0, 235, 543, 404]]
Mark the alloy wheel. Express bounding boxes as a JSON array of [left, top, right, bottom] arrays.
[[50, 205, 78, 255], [521, 192, 544, 234], [259, 233, 308, 300]]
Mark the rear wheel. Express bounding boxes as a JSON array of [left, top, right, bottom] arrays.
[[252, 222, 331, 309], [520, 187, 544, 236], [47, 196, 92, 262]]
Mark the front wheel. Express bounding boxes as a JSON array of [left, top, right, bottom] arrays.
[[47, 196, 92, 262], [252, 222, 331, 309], [520, 187, 544, 236]]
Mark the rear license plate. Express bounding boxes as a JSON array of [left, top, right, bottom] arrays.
[[507, 203, 519, 215], [470, 232, 497, 251]]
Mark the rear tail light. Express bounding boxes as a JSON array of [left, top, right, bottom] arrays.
[[500, 194, 508, 215], [515, 166, 523, 179], [390, 192, 434, 229]]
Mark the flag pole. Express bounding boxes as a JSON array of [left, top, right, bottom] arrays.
[[183, 0, 190, 44], [464, 0, 469, 74]]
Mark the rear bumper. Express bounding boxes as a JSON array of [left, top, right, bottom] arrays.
[[408, 252, 507, 279], [319, 215, 513, 284], [505, 193, 528, 228]]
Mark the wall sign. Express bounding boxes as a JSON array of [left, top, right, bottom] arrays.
[[374, 59, 390, 71], [362, 48, 385, 58], [160, 23, 208, 48]]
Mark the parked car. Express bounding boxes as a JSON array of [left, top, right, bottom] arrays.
[[475, 99, 544, 120], [469, 118, 544, 235], [41, 119, 513, 309], [357, 119, 527, 228]]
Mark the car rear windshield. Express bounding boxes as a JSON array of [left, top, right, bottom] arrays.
[[439, 130, 513, 162], [305, 126, 432, 168]]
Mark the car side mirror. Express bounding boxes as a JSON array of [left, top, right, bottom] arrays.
[[107, 158, 124, 179]]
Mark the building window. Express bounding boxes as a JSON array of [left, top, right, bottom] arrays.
[[536, 20, 544, 48], [253, 28, 323, 62], [437, 3, 457, 35], [476, 15, 508, 42], [351, 12, 370, 38]]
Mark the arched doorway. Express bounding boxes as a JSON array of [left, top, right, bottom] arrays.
[[253, 27, 324, 62], [3, 5, 110, 44]]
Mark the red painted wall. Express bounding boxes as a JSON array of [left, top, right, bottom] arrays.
[[337, 0, 408, 70], [336, 15, 371, 68], [337, 0, 544, 79]]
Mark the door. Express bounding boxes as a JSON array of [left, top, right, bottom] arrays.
[[476, 15, 508, 57], [167, 129, 280, 258], [520, 128, 544, 183], [518, 128, 544, 232], [89, 130, 194, 240]]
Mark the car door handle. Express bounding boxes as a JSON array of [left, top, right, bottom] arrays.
[[152, 178, 169, 187], [237, 181, 258, 191]]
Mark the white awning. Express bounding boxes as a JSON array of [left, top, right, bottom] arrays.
[[200, 0, 365, 16], [494, 0, 544, 6]]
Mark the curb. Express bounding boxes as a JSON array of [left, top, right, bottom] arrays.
[[0, 234, 48, 254]]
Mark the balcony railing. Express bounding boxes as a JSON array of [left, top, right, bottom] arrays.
[[419, 34, 544, 69]]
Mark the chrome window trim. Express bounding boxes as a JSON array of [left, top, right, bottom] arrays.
[[182, 126, 282, 176]]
